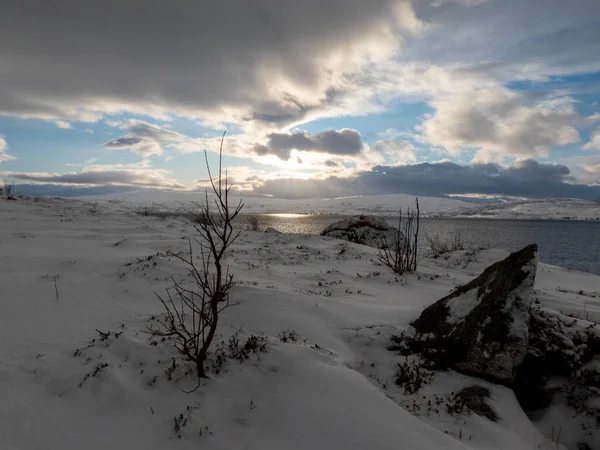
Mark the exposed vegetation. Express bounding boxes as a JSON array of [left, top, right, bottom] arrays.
[[246, 215, 260, 231], [395, 357, 435, 395], [147, 133, 244, 381], [426, 230, 465, 258], [378, 198, 420, 274], [3, 183, 15, 200]]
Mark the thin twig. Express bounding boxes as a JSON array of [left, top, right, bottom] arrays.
[[53, 275, 60, 300]]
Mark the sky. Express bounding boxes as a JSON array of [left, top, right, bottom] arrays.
[[1, 0, 600, 201]]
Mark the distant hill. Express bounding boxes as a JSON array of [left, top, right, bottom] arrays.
[[19, 185, 600, 220], [454, 198, 600, 221], [80, 190, 474, 216]]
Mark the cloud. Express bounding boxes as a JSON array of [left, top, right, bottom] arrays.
[[417, 81, 582, 160], [0, 136, 15, 163], [252, 159, 600, 200], [0, 0, 423, 129], [367, 139, 416, 165], [8, 184, 138, 198], [581, 164, 600, 184], [0, 0, 597, 145], [254, 129, 364, 160], [104, 137, 164, 157], [102, 119, 256, 159], [406, 0, 600, 79], [2, 0, 600, 193], [2, 164, 184, 189], [584, 128, 600, 151], [64, 157, 100, 168], [431, 0, 489, 6], [103, 120, 193, 157]]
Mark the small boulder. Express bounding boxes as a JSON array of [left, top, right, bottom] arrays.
[[264, 227, 282, 234], [320, 215, 400, 249], [408, 244, 538, 384]]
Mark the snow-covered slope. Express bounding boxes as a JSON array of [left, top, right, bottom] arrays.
[[1, 196, 597, 450], [81, 190, 600, 220], [82, 190, 473, 216], [456, 198, 600, 221]]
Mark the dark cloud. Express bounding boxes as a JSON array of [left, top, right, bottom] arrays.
[[324, 159, 340, 168], [254, 129, 364, 160], [0, 0, 413, 126], [253, 159, 600, 200], [104, 137, 144, 149], [407, 0, 600, 77], [502, 159, 572, 182], [1, 0, 597, 130]]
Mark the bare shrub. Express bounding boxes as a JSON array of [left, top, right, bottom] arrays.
[[4, 183, 15, 199], [246, 215, 260, 231], [227, 333, 267, 361], [450, 230, 465, 252], [426, 230, 465, 258], [378, 198, 420, 274], [147, 132, 244, 381], [278, 329, 304, 343], [395, 358, 434, 394], [210, 331, 268, 374]]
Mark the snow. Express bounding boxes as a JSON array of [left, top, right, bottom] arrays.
[[447, 288, 480, 323], [455, 198, 600, 221], [264, 226, 281, 234], [506, 251, 538, 338], [82, 190, 472, 216], [79, 190, 600, 221], [2, 196, 597, 449]]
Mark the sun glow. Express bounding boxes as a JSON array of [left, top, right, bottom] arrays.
[[263, 213, 307, 218]]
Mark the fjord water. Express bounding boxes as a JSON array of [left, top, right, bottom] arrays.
[[254, 215, 600, 275]]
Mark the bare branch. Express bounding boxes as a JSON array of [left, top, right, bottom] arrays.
[[150, 133, 243, 381], [378, 197, 420, 274]]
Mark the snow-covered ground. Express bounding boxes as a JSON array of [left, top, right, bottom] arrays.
[[1, 196, 599, 450], [455, 198, 600, 221]]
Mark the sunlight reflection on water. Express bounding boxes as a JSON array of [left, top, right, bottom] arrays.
[[247, 214, 600, 275]]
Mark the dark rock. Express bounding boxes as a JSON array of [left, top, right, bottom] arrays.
[[409, 244, 538, 384], [320, 215, 400, 249], [451, 385, 498, 422], [515, 307, 600, 413]]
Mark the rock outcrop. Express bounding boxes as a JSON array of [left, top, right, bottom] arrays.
[[515, 307, 600, 410], [390, 243, 600, 446], [320, 215, 400, 249], [408, 244, 538, 384]]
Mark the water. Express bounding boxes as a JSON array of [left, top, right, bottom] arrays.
[[249, 214, 600, 275]]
